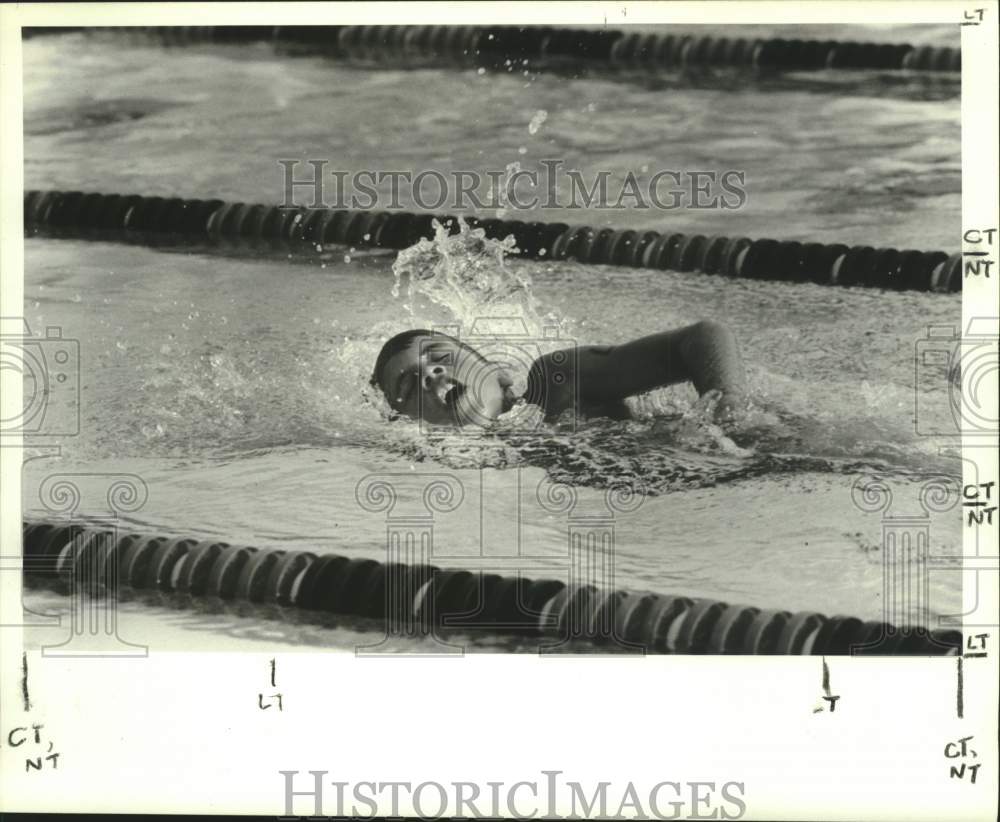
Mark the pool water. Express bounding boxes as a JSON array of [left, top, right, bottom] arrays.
[[20, 25, 964, 648]]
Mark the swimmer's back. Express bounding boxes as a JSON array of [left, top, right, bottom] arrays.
[[526, 323, 746, 422], [526, 344, 631, 421]]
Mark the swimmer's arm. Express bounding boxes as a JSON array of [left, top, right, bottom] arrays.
[[527, 320, 748, 419], [587, 321, 747, 405]]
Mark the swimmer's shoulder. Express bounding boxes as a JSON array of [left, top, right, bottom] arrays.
[[525, 343, 630, 421]]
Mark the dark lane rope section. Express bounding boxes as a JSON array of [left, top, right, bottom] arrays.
[[22, 519, 960, 655], [24, 190, 961, 291], [23, 25, 961, 74]]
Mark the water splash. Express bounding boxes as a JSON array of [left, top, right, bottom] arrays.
[[391, 216, 562, 341]]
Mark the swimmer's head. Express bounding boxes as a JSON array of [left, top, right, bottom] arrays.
[[371, 329, 517, 426]]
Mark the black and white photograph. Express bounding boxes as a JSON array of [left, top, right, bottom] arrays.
[[1, 2, 997, 820]]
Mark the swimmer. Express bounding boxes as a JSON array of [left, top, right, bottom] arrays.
[[371, 321, 748, 427]]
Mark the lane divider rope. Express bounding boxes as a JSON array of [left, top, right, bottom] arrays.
[[22, 519, 961, 655], [24, 26, 961, 73], [24, 189, 962, 292]]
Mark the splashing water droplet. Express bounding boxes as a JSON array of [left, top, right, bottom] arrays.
[[528, 109, 548, 135], [390, 218, 567, 361], [486, 161, 523, 219]]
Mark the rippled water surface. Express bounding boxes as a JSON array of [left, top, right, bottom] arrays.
[[20, 26, 964, 648]]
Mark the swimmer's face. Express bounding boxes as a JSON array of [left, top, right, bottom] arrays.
[[377, 335, 517, 426]]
